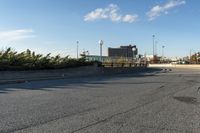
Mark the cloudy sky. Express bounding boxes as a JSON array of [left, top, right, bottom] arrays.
[[0, 0, 199, 57]]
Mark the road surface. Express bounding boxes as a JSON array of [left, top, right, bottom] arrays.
[[0, 68, 200, 133]]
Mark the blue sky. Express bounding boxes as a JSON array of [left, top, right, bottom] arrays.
[[0, 0, 199, 58]]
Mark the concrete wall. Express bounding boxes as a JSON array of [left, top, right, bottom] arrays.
[[0, 66, 147, 84]]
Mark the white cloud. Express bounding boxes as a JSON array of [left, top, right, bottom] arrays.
[[84, 4, 138, 23], [109, 4, 122, 22], [122, 14, 138, 23], [84, 8, 108, 21], [146, 0, 186, 21], [0, 29, 34, 41]]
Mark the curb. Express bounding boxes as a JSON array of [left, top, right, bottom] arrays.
[[0, 67, 150, 86]]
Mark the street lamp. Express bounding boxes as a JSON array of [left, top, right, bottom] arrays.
[[76, 41, 79, 59], [152, 35, 156, 64], [99, 40, 103, 62], [152, 35, 155, 56], [155, 41, 158, 56], [162, 45, 165, 62]]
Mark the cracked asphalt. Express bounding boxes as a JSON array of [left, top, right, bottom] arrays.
[[0, 68, 200, 133]]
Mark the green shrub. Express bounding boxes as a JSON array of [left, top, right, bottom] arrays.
[[0, 48, 93, 71]]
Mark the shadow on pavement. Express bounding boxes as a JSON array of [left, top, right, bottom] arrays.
[[0, 68, 164, 94], [173, 96, 199, 105]]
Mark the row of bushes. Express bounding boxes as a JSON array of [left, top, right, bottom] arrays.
[[0, 48, 96, 71]]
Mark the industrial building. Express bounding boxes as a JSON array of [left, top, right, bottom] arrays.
[[84, 45, 138, 62], [108, 45, 138, 58]]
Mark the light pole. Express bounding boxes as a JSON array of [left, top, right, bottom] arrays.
[[152, 35, 155, 63], [162, 45, 165, 61], [152, 35, 155, 56], [99, 40, 103, 62], [155, 41, 158, 56], [76, 41, 79, 59]]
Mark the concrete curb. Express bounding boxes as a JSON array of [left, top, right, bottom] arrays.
[[0, 66, 149, 85]]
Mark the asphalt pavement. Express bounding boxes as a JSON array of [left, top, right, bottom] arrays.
[[0, 68, 200, 133]]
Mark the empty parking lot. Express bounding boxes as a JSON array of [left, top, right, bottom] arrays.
[[0, 68, 200, 133]]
